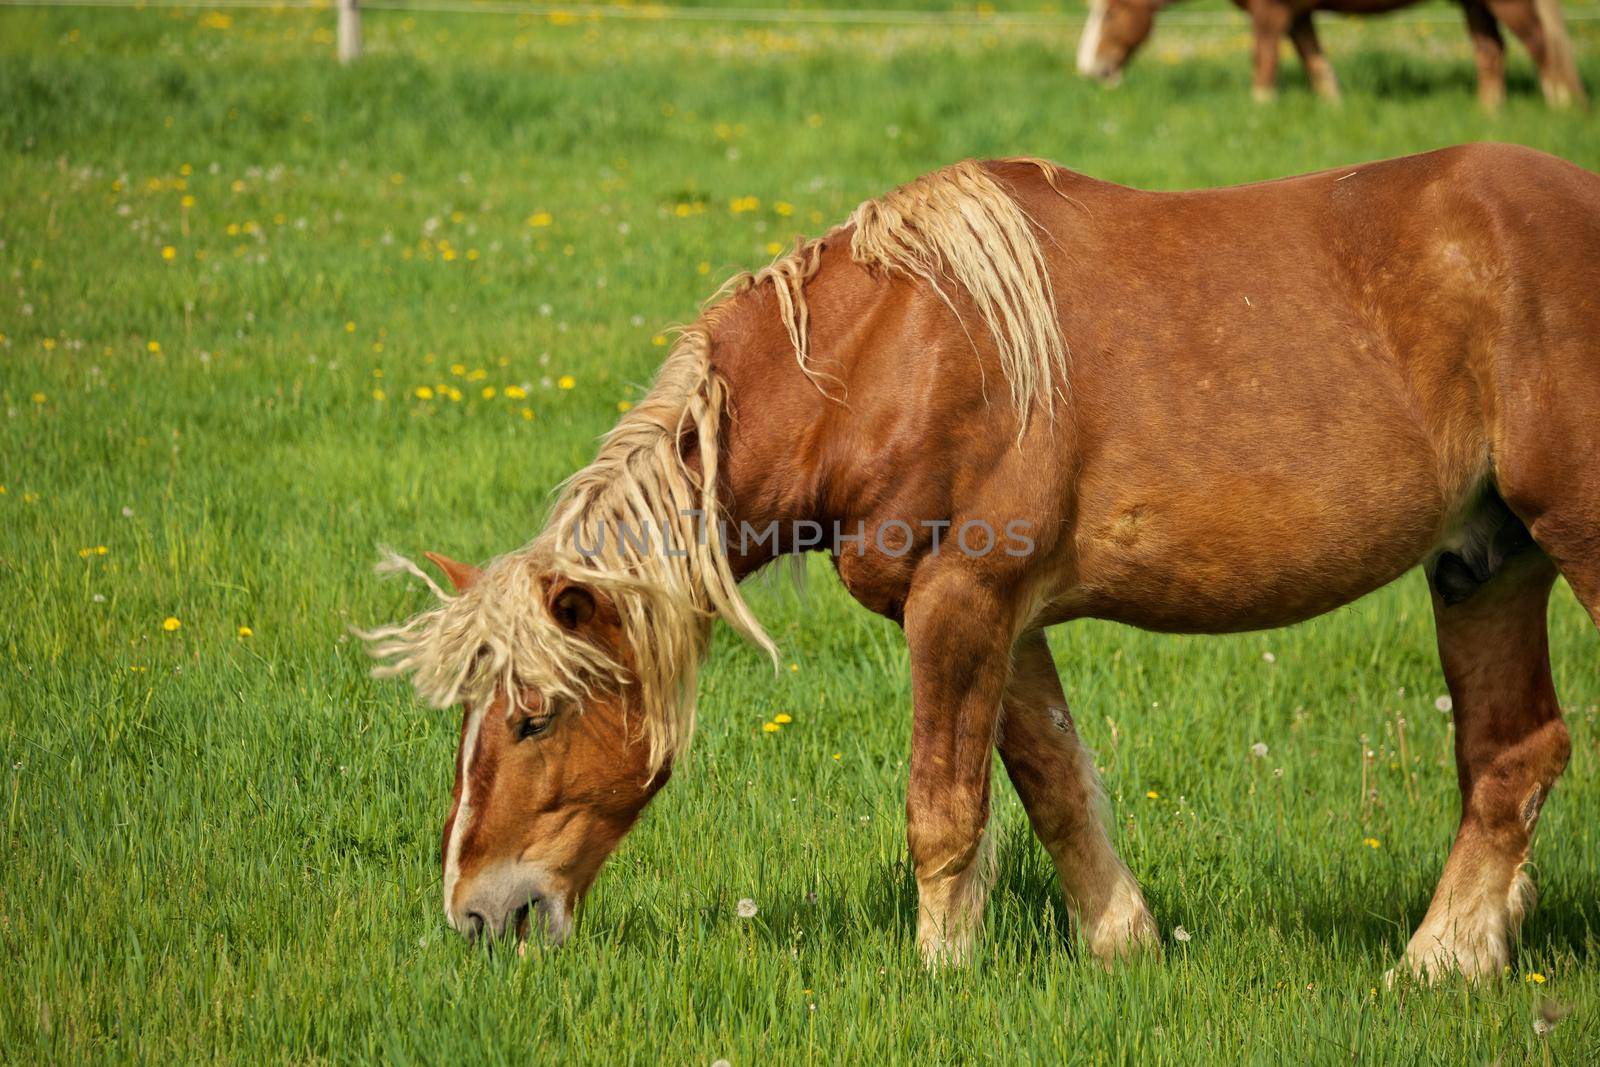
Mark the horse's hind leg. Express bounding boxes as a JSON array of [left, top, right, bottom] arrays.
[[1403, 549, 1570, 981], [997, 630, 1159, 961]]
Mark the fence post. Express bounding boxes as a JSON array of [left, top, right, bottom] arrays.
[[338, 0, 362, 64]]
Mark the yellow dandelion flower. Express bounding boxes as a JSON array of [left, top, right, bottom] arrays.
[[1146, 790, 1160, 799], [616, 400, 632, 413], [788, 663, 799, 672], [449, 363, 466, 376], [181, 195, 195, 208], [1363, 837, 1381, 849], [372, 389, 385, 401], [481, 387, 496, 399], [504, 385, 527, 399], [774, 713, 793, 725], [147, 341, 161, 353], [762, 722, 781, 733], [806, 113, 823, 127], [414, 386, 434, 400], [520, 408, 535, 420], [237, 625, 253, 638], [832, 752, 842, 760], [651, 334, 667, 346], [162, 617, 181, 632], [445, 387, 462, 402], [345, 321, 356, 333], [41, 338, 56, 351], [558, 375, 576, 390], [528, 212, 553, 227], [730, 196, 759, 214], [31, 392, 46, 404], [698, 261, 711, 275], [774, 201, 795, 217], [765, 242, 783, 256], [1525, 972, 1547, 984], [161, 246, 177, 261]]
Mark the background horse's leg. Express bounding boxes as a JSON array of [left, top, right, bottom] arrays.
[[1404, 550, 1570, 981], [1486, 0, 1585, 106], [1288, 14, 1341, 102], [1462, 0, 1508, 110], [1247, 0, 1292, 102], [997, 631, 1159, 963], [901, 566, 1017, 965]]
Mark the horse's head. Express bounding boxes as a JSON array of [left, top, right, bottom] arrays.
[[424, 553, 672, 947], [1077, 0, 1159, 84]]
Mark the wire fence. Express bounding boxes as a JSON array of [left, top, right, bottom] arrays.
[[4, 0, 1599, 28]]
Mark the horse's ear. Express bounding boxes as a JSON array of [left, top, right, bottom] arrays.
[[545, 576, 597, 630], [544, 575, 625, 655], [424, 551, 481, 593]]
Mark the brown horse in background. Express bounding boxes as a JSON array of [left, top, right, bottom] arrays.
[[1077, 0, 1586, 107], [364, 143, 1600, 982]]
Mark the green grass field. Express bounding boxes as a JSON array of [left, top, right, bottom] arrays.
[[3, 4, 1600, 1062]]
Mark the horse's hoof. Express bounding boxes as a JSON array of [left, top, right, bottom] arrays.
[[1081, 884, 1162, 965], [1399, 932, 1510, 984]]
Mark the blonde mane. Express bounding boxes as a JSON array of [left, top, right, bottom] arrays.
[[361, 159, 1068, 769]]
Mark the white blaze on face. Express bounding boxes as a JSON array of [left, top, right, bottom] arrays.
[[1077, 0, 1110, 76], [443, 705, 485, 928]]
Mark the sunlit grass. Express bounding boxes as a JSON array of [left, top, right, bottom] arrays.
[[2, 6, 1598, 1062]]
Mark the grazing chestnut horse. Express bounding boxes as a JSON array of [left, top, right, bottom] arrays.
[[1077, 0, 1586, 108], [364, 143, 1600, 981]]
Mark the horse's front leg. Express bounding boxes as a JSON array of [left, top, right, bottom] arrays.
[[902, 566, 1016, 965], [1288, 13, 1340, 102], [998, 631, 1159, 962], [1247, 0, 1292, 102]]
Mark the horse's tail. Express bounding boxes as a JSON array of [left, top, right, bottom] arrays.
[[1532, 0, 1587, 107]]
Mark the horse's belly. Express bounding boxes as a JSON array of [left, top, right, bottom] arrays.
[[1062, 431, 1451, 633]]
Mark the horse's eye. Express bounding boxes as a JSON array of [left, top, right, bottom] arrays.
[[518, 715, 553, 741]]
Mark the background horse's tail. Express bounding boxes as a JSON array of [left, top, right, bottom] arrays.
[[1534, 0, 1587, 107]]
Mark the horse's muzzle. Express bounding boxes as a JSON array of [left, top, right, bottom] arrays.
[[1078, 60, 1124, 85], [450, 866, 572, 947]]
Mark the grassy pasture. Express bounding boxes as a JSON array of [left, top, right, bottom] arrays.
[[2, 4, 1599, 1062]]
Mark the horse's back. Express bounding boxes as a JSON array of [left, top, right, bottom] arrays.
[[992, 146, 1600, 633]]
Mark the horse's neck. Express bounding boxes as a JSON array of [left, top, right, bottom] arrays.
[[707, 311, 835, 582]]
